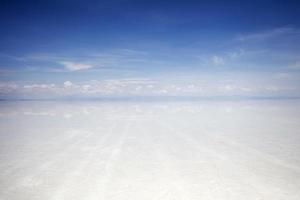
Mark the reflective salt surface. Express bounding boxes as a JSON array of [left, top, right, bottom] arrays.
[[0, 100, 300, 200]]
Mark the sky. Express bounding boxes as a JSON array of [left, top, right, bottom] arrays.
[[0, 0, 300, 98]]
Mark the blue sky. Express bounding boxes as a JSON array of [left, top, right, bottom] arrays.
[[0, 0, 300, 98]]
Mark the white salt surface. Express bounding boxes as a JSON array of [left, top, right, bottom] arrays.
[[0, 100, 300, 199]]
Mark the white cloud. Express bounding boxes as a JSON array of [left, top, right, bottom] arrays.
[[60, 61, 93, 71], [224, 85, 235, 91], [240, 87, 253, 92], [265, 86, 279, 91], [0, 82, 19, 93], [1, 72, 299, 98], [63, 81, 73, 88], [24, 84, 55, 90], [81, 84, 91, 93]]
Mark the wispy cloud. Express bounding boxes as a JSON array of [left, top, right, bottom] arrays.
[[0, 48, 152, 73], [210, 55, 225, 66], [235, 27, 299, 42], [194, 27, 300, 71], [59, 61, 93, 71]]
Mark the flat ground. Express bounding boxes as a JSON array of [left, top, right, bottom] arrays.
[[0, 100, 300, 200]]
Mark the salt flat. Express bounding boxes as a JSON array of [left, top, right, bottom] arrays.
[[0, 100, 300, 200]]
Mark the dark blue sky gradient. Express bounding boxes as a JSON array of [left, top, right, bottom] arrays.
[[1, 0, 299, 54], [0, 0, 300, 97]]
